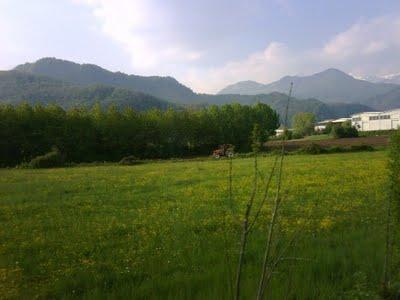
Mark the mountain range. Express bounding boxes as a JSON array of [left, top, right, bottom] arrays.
[[1, 57, 400, 122], [218, 68, 400, 109]]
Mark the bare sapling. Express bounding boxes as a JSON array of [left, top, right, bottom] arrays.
[[256, 82, 293, 300], [234, 124, 262, 300]]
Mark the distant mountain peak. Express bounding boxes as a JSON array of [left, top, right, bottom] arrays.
[[313, 68, 354, 79]]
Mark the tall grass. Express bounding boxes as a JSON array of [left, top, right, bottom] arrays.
[[0, 151, 390, 299], [382, 129, 400, 297]]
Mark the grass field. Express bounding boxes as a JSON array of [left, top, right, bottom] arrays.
[[0, 151, 389, 299]]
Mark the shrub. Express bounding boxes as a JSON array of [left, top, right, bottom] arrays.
[[292, 132, 304, 140], [323, 122, 334, 134], [332, 121, 359, 138], [283, 128, 293, 140], [327, 146, 346, 153], [16, 162, 32, 169], [119, 155, 144, 166], [29, 147, 64, 169], [350, 145, 374, 152], [299, 143, 325, 155]]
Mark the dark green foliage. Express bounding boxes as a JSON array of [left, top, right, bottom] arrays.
[[323, 122, 334, 134], [298, 144, 374, 155], [350, 145, 374, 152], [283, 128, 293, 140], [332, 121, 359, 138], [359, 129, 396, 137], [251, 124, 263, 153], [0, 102, 279, 166], [119, 156, 143, 166], [389, 130, 400, 215], [386, 130, 400, 299], [327, 146, 346, 153], [299, 143, 325, 154], [29, 147, 64, 168]]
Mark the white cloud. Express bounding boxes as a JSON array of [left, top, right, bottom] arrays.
[[73, 0, 202, 75], [187, 15, 400, 93], [67, 4, 400, 93], [322, 16, 400, 59]]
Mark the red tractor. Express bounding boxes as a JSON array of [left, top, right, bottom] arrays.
[[213, 144, 234, 158]]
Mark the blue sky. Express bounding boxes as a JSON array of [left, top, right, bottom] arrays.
[[1, 0, 400, 92]]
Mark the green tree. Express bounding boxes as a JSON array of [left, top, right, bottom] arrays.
[[292, 112, 316, 137]]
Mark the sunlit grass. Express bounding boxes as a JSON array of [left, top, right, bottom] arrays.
[[0, 151, 388, 299]]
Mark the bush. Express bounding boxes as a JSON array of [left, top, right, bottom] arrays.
[[29, 147, 64, 169], [359, 129, 396, 137], [299, 143, 325, 155], [327, 146, 346, 153], [323, 122, 334, 134], [350, 144, 374, 152], [119, 156, 144, 166], [283, 128, 293, 140], [332, 121, 359, 138], [292, 132, 304, 140]]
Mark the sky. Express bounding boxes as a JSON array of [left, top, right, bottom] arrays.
[[1, 0, 400, 93]]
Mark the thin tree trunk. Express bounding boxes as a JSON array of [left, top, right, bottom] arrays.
[[256, 192, 282, 300], [234, 154, 258, 300], [256, 82, 292, 299]]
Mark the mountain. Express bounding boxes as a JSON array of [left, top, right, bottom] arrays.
[[218, 80, 267, 95], [15, 57, 197, 103], [0, 70, 370, 122], [2, 57, 375, 122], [218, 68, 399, 107], [0, 70, 174, 110], [366, 86, 400, 110]]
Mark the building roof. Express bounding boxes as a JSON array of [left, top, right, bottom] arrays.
[[351, 108, 400, 117], [316, 118, 350, 125]]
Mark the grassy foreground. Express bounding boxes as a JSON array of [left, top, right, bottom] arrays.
[[0, 151, 389, 299]]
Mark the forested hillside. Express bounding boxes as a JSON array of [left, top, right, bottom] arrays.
[[0, 71, 175, 111], [15, 58, 198, 103]]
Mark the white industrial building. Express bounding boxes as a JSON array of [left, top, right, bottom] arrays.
[[351, 109, 400, 131], [314, 118, 351, 132]]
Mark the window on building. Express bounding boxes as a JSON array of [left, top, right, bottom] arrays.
[[369, 115, 391, 120], [352, 117, 361, 122]]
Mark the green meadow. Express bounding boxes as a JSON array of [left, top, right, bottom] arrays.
[[0, 151, 389, 299]]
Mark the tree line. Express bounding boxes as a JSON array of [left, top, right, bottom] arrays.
[[0, 102, 279, 166]]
